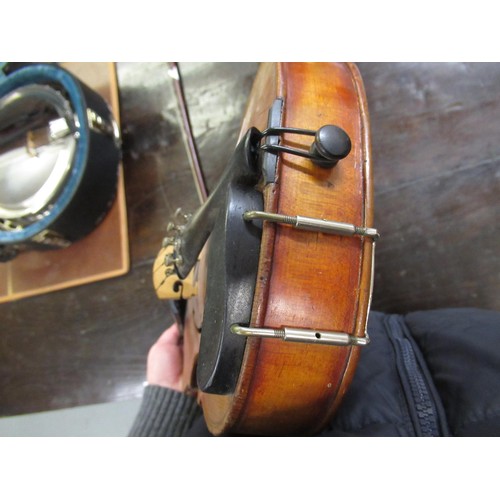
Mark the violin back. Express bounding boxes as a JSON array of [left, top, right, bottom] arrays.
[[196, 63, 375, 435]]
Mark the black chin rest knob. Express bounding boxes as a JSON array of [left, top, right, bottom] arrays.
[[309, 125, 351, 168]]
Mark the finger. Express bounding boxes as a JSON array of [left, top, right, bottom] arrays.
[[155, 323, 181, 345]]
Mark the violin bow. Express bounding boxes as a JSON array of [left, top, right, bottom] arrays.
[[167, 62, 208, 204]]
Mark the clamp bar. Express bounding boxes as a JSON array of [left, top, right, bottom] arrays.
[[231, 324, 369, 346], [243, 210, 379, 240]]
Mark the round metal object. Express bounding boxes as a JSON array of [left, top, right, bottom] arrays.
[[0, 63, 121, 261]]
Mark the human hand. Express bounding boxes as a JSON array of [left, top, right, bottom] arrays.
[[146, 323, 184, 392]]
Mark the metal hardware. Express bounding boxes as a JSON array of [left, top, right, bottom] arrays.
[[259, 98, 283, 184], [0, 63, 121, 260], [30, 229, 71, 247], [231, 324, 369, 346], [86, 108, 119, 141], [259, 124, 351, 168], [0, 84, 77, 221], [153, 244, 197, 300], [243, 210, 380, 240]]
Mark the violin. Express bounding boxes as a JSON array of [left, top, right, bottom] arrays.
[[153, 62, 378, 436]]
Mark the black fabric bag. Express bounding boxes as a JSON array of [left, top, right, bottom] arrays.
[[323, 308, 500, 437]]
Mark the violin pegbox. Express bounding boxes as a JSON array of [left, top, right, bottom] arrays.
[[152, 209, 197, 300]]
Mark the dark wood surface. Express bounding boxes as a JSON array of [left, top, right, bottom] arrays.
[[0, 62, 498, 417], [359, 62, 500, 313]]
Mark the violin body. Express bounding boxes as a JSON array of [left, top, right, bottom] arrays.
[[154, 62, 375, 436]]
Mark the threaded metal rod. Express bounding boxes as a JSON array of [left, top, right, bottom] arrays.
[[243, 211, 379, 240], [231, 324, 369, 346]]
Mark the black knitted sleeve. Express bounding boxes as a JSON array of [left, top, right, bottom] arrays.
[[128, 385, 202, 437]]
